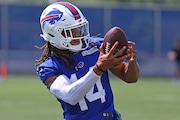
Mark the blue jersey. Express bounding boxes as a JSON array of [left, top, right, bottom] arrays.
[[36, 37, 121, 120]]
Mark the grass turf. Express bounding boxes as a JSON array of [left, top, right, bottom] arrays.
[[0, 75, 180, 120]]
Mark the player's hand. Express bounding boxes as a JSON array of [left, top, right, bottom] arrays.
[[95, 42, 129, 71]]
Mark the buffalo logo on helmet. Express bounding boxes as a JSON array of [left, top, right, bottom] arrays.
[[41, 9, 63, 28]]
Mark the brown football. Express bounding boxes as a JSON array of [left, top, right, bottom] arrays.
[[103, 26, 128, 56]]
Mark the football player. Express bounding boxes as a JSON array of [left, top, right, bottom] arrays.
[[36, 1, 139, 120]]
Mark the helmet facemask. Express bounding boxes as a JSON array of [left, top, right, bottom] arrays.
[[59, 20, 90, 52]]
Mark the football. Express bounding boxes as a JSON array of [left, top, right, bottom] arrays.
[[103, 26, 128, 56]]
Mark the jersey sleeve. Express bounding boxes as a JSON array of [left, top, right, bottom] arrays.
[[36, 57, 61, 83]]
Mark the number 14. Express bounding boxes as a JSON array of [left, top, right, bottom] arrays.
[[78, 79, 106, 111]]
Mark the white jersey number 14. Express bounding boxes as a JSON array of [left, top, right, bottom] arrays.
[[78, 79, 106, 111]]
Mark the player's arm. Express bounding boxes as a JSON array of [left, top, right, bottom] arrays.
[[110, 60, 139, 83], [43, 66, 103, 105], [109, 41, 139, 83]]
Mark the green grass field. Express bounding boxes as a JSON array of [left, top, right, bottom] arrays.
[[0, 75, 180, 120]]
